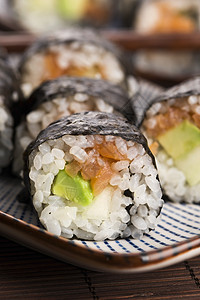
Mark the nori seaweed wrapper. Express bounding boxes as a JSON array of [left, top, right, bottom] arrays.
[[149, 76, 200, 101], [131, 79, 164, 127], [23, 111, 156, 195], [0, 58, 23, 171], [0, 59, 21, 108], [131, 77, 200, 128], [0, 58, 24, 125], [18, 27, 133, 83], [24, 76, 134, 121], [0, 47, 7, 60]]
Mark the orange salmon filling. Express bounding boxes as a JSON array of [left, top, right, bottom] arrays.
[[65, 136, 128, 196], [143, 98, 200, 138], [43, 51, 106, 84], [150, 3, 196, 33]]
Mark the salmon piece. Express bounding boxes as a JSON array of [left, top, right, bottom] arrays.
[[81, 156, 101, 180], [81, 148, 107, 180], [44, 53, 63, 80], [145, 106, 191, 138], [170, 17, 195, 33], [168, 107, 189, 125], [44, 52, 105, 81], [97, 141, 125, 160], [149, 141, 159, 156], [156, 114, 170, 132], [65, 65, 104, 79], [154, 15, 195, 33], [91, 160, 114, 196], [152, 3, 195, 33], [192, 113, 200, 128], [65, 160, 81, 177]]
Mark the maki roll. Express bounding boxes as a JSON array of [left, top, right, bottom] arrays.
[[0, 58, 23, 171], [18, 28, 137, 98], [134, 0, 200, 33], [133, 0, 200, 77], [134, 77, 200, 203], [13, 76, 133, 175], [12, 0, 111, 33], [24, 112, 163, 240]]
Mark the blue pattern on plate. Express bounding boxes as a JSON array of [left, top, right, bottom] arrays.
[[164, 206, 200, 225], [1, 176, 200, 254]]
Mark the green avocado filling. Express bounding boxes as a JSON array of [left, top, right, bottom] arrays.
[[56, 0, 87, 19], [157, 120, 200, 186], [52, 169, 93, 206]]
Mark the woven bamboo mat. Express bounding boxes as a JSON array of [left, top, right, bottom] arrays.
[[0, 235, 200, 299]]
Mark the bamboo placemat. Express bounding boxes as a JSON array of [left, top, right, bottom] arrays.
[[0, 235, 200, 299]]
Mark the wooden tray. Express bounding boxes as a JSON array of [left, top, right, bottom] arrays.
[[1, 30, 200, 52]]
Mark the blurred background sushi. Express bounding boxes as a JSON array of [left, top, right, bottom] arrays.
[[1, 0, 200, 86], [0, 53, 23, 172], [132, 0, 200, 82], [0, 0, 138, 33]]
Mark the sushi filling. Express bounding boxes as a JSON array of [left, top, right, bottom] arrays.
[[29, 135, 163, 240], [135, 0, 198, 34], [21, 43, 125, 97], [143, 94, 200, 202], [134, 1, 199, 76], [0, 99, 13, 168]]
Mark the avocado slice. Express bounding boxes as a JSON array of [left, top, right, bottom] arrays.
[[56, 0, 87, 19], [52, 169, 93, 206], [157, 120, 200, 160], [175, 145, 200, 186], [157, 120, 200, 186]]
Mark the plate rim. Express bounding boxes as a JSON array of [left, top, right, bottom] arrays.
[[1, 210, 200, 273]]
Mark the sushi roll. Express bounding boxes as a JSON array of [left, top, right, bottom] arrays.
[[134, 0, 200, 33], [13, 76, 133, 175], [0, 58, 23, 171], [133, 0, 200, 77], [133, 76, 200, 203], [23, 112, 163, 241], [12, 0, 112, 33], [18, 28, 137, 98], [24, 112, 163, 240]]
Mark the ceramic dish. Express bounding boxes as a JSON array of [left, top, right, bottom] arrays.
[[0, 174, 200, 273], [1, 32, 200, 273]]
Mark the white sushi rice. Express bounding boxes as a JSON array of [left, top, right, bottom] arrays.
[[157, 150, 200, 203], [21, 43, 125, 97], [29, 135, 163, 240], [24, 94, 114, 141], [13, 94, 115, 175], [0, 98, 13, 169]]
